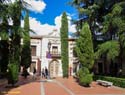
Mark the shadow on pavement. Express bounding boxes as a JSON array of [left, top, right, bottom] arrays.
[[0, 75, 41, 95]]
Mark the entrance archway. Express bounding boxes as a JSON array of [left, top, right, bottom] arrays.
[[49, 60, 59, 78]]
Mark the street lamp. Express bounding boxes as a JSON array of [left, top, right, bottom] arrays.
[[48, 41, 51, 53]]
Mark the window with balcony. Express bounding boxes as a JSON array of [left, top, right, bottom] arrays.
[[31, 46, 36, 56]]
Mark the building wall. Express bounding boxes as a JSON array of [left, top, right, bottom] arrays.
[[41, 36, 62, 77], [29, 37, 42, 75], [68, 39, 76, 76], [31, 38, 42, 58], [30, 34, 76, 77]]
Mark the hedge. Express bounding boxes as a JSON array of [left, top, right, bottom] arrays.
[[93, 75, 125, 88]]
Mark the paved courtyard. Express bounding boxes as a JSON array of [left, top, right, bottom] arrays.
[[0, 76, 125, 95]]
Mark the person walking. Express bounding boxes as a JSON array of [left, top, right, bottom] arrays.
[[42, 68, 45, 78], [45, 67, 48, 79], [22, 67, 29, 79], [33, 67, 36, 80]]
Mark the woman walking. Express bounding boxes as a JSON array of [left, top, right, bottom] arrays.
[[33, 67, 36, 80]]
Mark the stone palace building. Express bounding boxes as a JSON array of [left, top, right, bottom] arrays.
[[29, 29, 77, 78]]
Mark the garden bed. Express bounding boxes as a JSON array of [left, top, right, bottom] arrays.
[[94, 75, 125, 88]]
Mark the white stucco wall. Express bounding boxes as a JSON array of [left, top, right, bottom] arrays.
[[41, 37, 49, 68], [29, 37, 42, 74], [30, 32, 76, 77], [41, 36, 62, 77], [31, 38, 42, 59], [68, 40, 76, 75]]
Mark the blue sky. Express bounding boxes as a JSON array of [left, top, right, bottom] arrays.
[[30, 0, 77, 25], [21, 0, 77, 36]]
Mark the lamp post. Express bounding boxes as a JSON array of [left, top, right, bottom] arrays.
[[48, 41, 51, 53]]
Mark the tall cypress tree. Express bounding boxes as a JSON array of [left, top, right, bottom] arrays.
[[75, 22, 94, 86], [21, 10, 31, 76], [7, 1, 22, 86], [60, 12, 69, 78]]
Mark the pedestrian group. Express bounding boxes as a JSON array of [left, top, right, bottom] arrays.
[[42, 67, 49, 79]]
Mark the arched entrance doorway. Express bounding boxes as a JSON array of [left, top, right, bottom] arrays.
[[49, 60, 59, 78]]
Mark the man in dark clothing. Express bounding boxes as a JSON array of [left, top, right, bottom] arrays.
[[42, 68, 45, 78], [45, 67, 48, 79], [22, 67, 29, 79]]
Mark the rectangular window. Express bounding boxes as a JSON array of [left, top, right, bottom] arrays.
[[31, 46, 36, 56], [52, 46, 58, 54]]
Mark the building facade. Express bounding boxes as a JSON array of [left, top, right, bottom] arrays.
[[41, 30, 62, 78], [30, 30, 76, 78], [29, 36, 42, 75]]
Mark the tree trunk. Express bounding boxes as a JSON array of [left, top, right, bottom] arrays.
[[122, 54, 125, 75]]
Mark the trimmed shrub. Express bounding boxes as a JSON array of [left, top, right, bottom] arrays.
[[77, 67, 93, 87], [93, 75, 125, 88], [7, 63, 18, 86]]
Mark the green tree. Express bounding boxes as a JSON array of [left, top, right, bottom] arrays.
[[75, 22, 94, 86], [1, 0, 28, 85], [70, 0, 125, 76], [102, 2, 125, 75], [60, 12, 69, 78], [95, 41, 120, 75], [95, 41, 120, 61], [0, 0, 30, 83], [70, 0, 123, 46], [0, 16, 10, 76], [0, 40, 9, 76], [7, 0, 23, 85], [0, 1, 12, 75], [21, 10, 31, 78], [70, 0, 123, 28]]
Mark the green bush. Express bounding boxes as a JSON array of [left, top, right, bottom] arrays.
[[7, 63, 18, 86], [93, 75, 125, 88], [77, 67, 93, 87]]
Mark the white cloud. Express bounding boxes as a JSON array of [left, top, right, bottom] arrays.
[[54, 14, 76, 33], [54, 16, 61, 29], [11, 0, 46, 13], [28, 17, 55, 35], [25, 0, 46, 13], [21, 14, 76, 37]]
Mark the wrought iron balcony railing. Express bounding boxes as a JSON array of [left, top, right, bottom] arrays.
[[46, 51, 61, 59]]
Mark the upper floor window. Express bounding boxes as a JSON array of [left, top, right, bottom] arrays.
[[31, 46, 36, 56], [52, 46, 58, 54]]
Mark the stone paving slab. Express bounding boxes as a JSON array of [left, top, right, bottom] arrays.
[[20, 82, 40, 95], [0, 76, 125, 95], [56, 77, 125, 95], [76, 94, 125, 95], [43, 80, 69, 95]]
